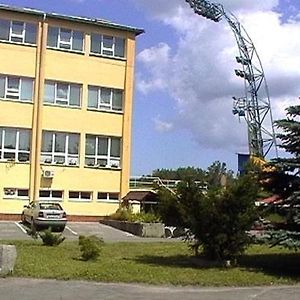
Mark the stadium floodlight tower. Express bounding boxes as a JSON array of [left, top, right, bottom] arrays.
[[185, 0, 278, 158]]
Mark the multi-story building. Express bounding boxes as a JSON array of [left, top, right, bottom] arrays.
[[0, 4, 143, 220]]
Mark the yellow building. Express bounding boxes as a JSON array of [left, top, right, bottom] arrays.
[[0, 4, 143, 220]]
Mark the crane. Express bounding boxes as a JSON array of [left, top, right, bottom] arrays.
[[185, 0, 278, 158]]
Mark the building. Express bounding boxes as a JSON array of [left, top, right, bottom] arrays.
[[0, 4, 143, 220]]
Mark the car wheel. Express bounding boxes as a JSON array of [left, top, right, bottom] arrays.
[[21, 213, 26, 224]]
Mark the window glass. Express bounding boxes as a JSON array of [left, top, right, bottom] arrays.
[[109, 193, 119, 200], [98, 192, 107, 200], [47, 26, 59, 47], [19, 130, 30, 151], [91, 33, 101, 53], [52, 191, 63, 198], [54, 133, 66, 152], [69, 191, 79, 198], [98, 137, 108, 155], [111, 138, 120, 157], [56, 83, 68, 102], [103, 35, 113, 49], [11, 21, 24, 42], [44, 81, 55, 103], [42, 131, 53, 152], [85, 135, 96, 155], [0, 19, 10, 40], [20, 78, 33, 101], [69, 84, 81, 106], [17, 189, 29, 197], [39, 190, 50, 198], [115, 37, 125, 57], [72, 31, 83, 51], [4, 128, 17, 149], [68, 134, 79, 154], [100, 88, 111, 105], [0, 76, 5, 98], [7, 77, 19, 90], [88, 87, 98, 108], [59, 28, 71, 49], [81, 192, 91, 199], [112, 90, 123, 111], [24, 23, 36, 44]]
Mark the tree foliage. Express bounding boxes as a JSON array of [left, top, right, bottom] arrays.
[[262, 105, 300, 248]]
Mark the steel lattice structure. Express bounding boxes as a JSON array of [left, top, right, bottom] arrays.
[[185, 0, 278, 158]]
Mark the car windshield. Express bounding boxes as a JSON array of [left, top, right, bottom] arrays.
[[39, 203, 63, 210]]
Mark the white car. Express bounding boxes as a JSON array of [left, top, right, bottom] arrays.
[[21, 202, 67, 232]]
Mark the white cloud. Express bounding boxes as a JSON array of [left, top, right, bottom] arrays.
[[153, 116, 174, 133], [133, 0, 300, 151]]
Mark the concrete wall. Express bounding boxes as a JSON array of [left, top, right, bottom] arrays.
[[100, 219, 165, 238]]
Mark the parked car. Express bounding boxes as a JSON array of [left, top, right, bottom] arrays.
[[21, 201, 67, 232]]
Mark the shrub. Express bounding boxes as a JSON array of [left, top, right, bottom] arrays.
[[78, 235, 104, 261], [39, 229, 65, 246], [129, 212, 161, 223], [109, 207, 133, 221]]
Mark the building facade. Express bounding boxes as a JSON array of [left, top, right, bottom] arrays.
[[0, 5, 143, 219]]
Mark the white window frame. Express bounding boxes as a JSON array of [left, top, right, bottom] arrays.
[[68, 191, 92, 202], [97, 192, 119, 203], [44, 81, 81, 107], [41, 131, 79, 166], [0, 75, 33, 102], [39, 190, 63, 202], [91, 34, 125, 58], [9, 20, 25, 43], [88, 86, 123, 112], [58, 28, 72, 50], [3, 188, 29, 200], [0, 128, 30, 162], [85, 135, 121, 168]]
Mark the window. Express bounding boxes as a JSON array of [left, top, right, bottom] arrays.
[[47, 26, 84, 51], [88, 86, 123, 112], [85, 135, 121, 168], [41, 131, 79, 166], [0, 19, 36, 44], [0, 75, 34, 102], [3, 188, 29, 200], [69, 191, 92, 201], [90, 33, 125, 58], [0, 128, 30, 162], [97, 192, 119, 202], [39, 190, 63, 201], [44, 80, 81, 107]]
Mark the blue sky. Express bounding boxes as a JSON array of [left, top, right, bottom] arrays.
[[2, 0, 300, 175]]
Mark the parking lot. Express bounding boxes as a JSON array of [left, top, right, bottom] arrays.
[[0, 221, 143, 242], [0, 221, 177, 242]]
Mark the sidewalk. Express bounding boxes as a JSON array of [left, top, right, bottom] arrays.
[[1, 278, 300, 300]]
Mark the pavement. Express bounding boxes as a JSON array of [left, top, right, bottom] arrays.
[[0, 278, 300, 300], [0, 222, 300, 299]]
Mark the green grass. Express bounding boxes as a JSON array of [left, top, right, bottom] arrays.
[[6, 240, 300, 286]]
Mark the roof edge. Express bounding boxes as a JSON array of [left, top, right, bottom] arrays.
[[0, 4, 144, 36]]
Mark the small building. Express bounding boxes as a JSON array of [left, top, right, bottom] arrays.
[[122, 191, 159, 213], [0, 4, 143, 220]]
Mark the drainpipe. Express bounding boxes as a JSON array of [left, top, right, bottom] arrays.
[[29, 13, 47, 203]]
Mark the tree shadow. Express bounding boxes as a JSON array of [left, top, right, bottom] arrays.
[[132, 252, 300, 279], [238, 252, 300, 279]]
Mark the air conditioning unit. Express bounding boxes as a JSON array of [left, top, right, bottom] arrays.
[[43, 170, 54, 178]]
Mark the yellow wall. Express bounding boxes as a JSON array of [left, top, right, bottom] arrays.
[[0, 10, 138, 216]]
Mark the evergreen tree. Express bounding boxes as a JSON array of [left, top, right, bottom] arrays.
[[264, 105, 300, 249]]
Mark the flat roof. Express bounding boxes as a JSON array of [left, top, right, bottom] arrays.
[[0, 3, 144, 36]]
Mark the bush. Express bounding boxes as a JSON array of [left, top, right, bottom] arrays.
[[39, 229, 65, 246], [78, 235, 104, 261], [109, 207, 161, 223]]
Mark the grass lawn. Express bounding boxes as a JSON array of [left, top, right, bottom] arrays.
[[6, 240, 300, 286]]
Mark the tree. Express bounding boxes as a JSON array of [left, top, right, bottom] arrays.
[[263, 105, 300, 248], [180, 174, 258, 261]]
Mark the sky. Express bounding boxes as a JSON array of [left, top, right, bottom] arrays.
[[2, 0, 300, 175]]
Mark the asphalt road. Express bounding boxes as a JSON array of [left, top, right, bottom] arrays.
[[0, 221, 178, 242], [0, 278, 300, 300]]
